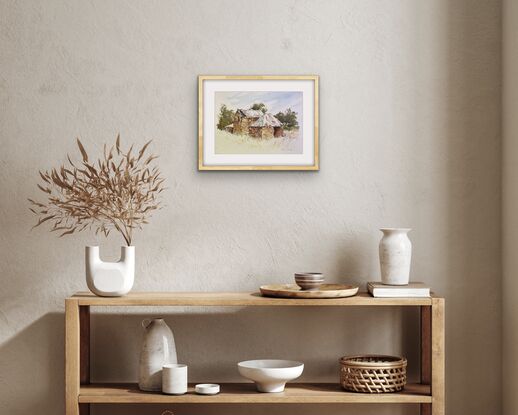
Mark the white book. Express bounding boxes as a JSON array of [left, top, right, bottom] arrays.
[[367, 282, 430, 298]]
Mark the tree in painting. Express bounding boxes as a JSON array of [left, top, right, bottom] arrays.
[[250, 102, 268, 114], [275, 108, 299, 131], [216, 104, 235, 130]]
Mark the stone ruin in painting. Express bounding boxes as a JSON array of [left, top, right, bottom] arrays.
[[226, 109, 284, 139]]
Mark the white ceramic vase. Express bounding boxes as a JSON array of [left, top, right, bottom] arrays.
[[85, 246, 135, 297], [138, 318, 178, 392], [379, 228, 412, 285]]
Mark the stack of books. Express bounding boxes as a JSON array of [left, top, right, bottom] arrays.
[[367, 282, 430, 298]]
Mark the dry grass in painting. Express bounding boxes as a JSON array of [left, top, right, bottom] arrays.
[[28, 135, 165, 246], [215, 129, 302, 154]]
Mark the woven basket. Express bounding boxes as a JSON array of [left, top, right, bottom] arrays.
[[339, 355, 407, 393]]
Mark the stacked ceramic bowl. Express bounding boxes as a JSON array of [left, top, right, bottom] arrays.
[[294, 272, 324, 291]]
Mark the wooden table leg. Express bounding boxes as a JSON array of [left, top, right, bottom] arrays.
[[79, 306, 90, 415], [431, 298, 445, 415], [420, 305, 432, 415], [420, 299, 445, 415], [65, 300, 80, 415]]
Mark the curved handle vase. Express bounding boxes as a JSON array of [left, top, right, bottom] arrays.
[[379, 228, 412, 285], [85, 246, 135, 297], [138, 318, 178, 391]]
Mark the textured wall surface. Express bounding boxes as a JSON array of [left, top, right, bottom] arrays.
[[0, 1, 501, 414]]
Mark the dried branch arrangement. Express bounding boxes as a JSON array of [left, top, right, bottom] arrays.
[[29, 135, 165, 246]]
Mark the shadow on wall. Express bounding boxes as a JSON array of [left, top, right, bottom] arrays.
[[444, 1, 502, 414], [0, 307, 420, 415], [90, 308, 419, 415], [0, 307, 419, 415], [0, 313, 64, 414]]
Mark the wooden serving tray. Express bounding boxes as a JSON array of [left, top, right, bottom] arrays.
[[260, 284, 359, 299]]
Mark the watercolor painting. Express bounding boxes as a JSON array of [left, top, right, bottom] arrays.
[[214, 91, 303, 154], [199, 76, 318, 170]]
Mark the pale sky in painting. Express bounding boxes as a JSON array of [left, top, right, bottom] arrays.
[[214, 91, 303, 119]]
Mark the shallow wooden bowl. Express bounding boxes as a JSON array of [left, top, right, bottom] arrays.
[[260, 284, 359, 299]]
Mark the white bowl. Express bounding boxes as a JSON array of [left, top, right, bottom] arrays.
[[237, 359, 304, 393], [195, 383, 220, 395]]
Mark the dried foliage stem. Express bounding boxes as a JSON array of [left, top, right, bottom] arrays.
[[29, 135, 165, 246]]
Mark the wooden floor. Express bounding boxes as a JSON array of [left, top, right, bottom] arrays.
[[79, 382, 431, 404]]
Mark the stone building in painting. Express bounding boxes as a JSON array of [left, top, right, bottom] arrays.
[[233, 109, 284, 139]]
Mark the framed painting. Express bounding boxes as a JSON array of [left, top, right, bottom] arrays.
[[198, 75, 319, 171]]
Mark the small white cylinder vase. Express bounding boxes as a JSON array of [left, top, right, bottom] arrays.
[[86, 246, 135, 297], [379, 228, 412, 285], [162, 364, 188, 395], [138, 318, 178, 392]]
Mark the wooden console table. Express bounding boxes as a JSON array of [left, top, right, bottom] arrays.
[[65, 292, 445, 414]]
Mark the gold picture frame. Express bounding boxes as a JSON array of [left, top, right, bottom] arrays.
[[198, 75, 319, 171]]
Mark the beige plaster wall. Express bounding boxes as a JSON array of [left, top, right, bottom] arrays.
[[0, 1, 501, 414]]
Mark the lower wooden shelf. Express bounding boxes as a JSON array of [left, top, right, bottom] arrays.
[[79, 382, 431, 404]]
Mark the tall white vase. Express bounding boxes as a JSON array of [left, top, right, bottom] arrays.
[[85, 246, 135, 297], [138, 318, 178, 391], [379, 228, 412, 285]]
